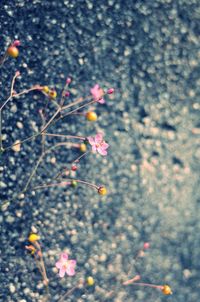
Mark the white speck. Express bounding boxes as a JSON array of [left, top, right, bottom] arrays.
[[9, 284, 16, 293]]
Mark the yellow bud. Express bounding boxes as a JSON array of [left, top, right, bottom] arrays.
[[80, 143, 87, 153], [42, 86, 49, 93], [49, 90, 57, 99], [98, 186, 107, 195], [28, 233, 40, 243], [7, 46, 19, 58], [87, 276, 95, 286], [162, 285, 172, 295], [86, 112, 98, 122]]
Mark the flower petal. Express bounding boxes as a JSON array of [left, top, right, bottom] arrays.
[[90, 84, 99, 97], [101, 142, 109, 150], [61, 253, 68, 262], [66, 266, 76, 276], [87, 136, 95, 145], [69, 260, 76, 267], [97, 98, 105, 104], [97, 147, 107, 156], [56, 261, 62, 269], [59, 267, 66, 278], [92, 145, 97, 153], [95, 133, 103, 144]]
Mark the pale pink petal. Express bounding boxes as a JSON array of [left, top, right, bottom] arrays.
[[101, 142, 109, 150], [90, 84, 99, 97], [61, 253, 68, 262], [69, 260, 76, 267], [66, 266, 76, 276], [87, 136, 95, 145], [56, 261, 62, 269], [97, 98, 105, 104], [97, 148, 107, 156], [92, 145, 97, 153], [95, 133, 103, 144], [59, 267, 66, 278]]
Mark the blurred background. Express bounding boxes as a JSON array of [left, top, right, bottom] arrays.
[[0, 0, 200, 301]]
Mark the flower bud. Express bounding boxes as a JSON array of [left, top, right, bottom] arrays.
[[86, 111, 98, 122], [98, 186, 107, 195], [87, 276, 95, 286], [66, 77, 72, 84], [71, 180, 78, 187], [7, 46, 19, 58], [49, 90, 57, 99], [107, 88, 114, 94], [25, 245, 36, 255], [28, 233, 40, 243], [162, 285, 172, 295], [80, 143, 87, 153], [143, 242, 150, 250], [65, 91, 70, 97], [42, 86, 49, 94], [13, 40, 21, 47], [71, 165, 78, 171]]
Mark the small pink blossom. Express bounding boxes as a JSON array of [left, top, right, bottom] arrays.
[[87, 133, 109, 156], [90, 84, 105, 104], [56, 253, 76, 278]]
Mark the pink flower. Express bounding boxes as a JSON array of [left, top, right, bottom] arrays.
[[90, 84, 105, 104], [56, 253, 76, 278], [87, 133, 109, 156]]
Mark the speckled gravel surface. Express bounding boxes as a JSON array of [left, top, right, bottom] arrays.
[[0, 0, 200, 301]]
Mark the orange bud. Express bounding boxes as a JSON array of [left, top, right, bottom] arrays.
[[86, 111, 98, 122], [7, 46, 19, 58], [98, 186, 107, 195], [80, 143, 87, 152], [162, 285, 172, 295]]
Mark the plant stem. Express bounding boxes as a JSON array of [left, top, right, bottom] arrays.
[[0, 53, 8, 67], [22, 142, 74, 193], [58, 284, 79, 302], [0, 110, 3, 151], [23, 154, 44, 193], [44, 133, 85, 140]]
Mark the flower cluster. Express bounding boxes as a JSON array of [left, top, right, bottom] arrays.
[[2, 39, 172, 302]]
